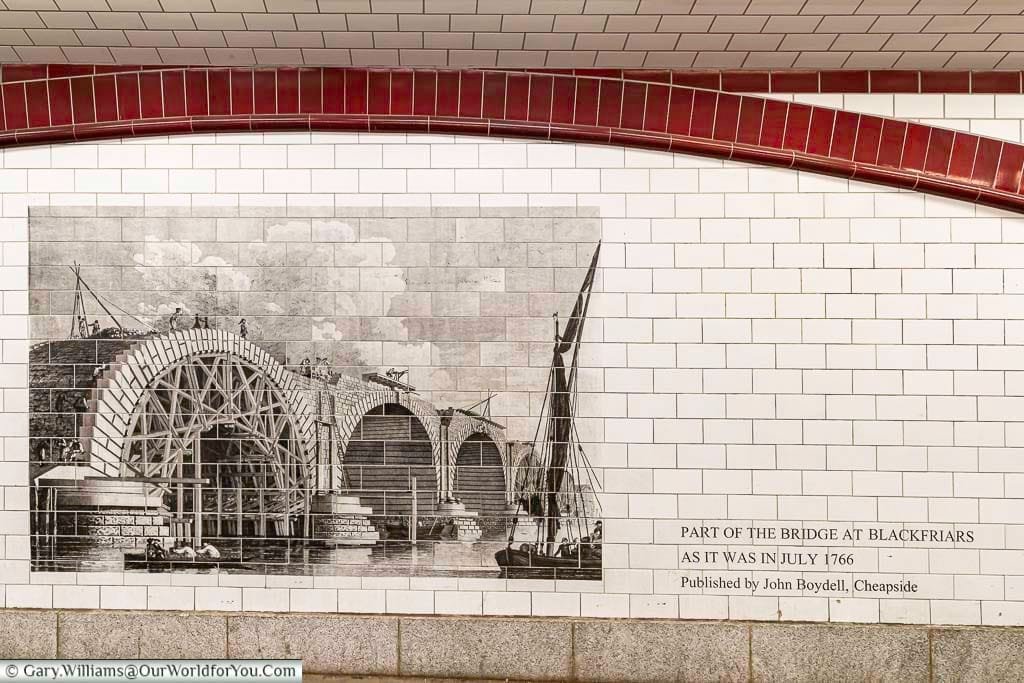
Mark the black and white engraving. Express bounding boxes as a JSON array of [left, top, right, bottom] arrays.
[[29, 208, 604, 580]]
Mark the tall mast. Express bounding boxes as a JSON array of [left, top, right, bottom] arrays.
[[542, 242, 601, 552]]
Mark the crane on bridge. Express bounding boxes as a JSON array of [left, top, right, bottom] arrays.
[[67, 263, 155, 339]]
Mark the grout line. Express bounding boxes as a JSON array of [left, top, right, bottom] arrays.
[[748, 623, 753, 683], [928, 627, 934, 682], [570, 620, 576, 681]]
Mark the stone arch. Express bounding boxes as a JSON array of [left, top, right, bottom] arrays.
[[342, 402, 439, 518], [446, 416, 508, 469], [444, 414, 509, 501], [453, 433, 507, 522], [81, 329, 316, 480], [332, 388, 442, 476]]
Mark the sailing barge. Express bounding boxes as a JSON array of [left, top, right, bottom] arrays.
[[495, 242, 603, 581]]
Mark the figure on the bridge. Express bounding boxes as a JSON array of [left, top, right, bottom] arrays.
[[238, 318, 248, 339], [89, 320, 100, 337], [300, 357, 311, 377], [385, 368, 408, 383], [77, 316, 88, 338], [202, 316, 211, 329], [169, 307, 183, 331], [192, 314, 202, 329], [320, 357, 331, 381]]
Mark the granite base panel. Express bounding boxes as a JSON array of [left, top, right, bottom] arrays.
[[2, 609, 1023, 682]]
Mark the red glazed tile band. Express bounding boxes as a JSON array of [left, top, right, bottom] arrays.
[[0, 66, 1022, 214], [4, 65, 1024, 94]]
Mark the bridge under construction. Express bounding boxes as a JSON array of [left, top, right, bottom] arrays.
[[30, 328, 522, 569]]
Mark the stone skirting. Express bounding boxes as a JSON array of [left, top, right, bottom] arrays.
[[1, 610, 1023, 681]]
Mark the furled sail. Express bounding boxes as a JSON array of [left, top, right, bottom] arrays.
[[544, 242, 601, 546]]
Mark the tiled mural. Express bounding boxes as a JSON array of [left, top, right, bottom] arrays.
[[29, 206, 604, 580]]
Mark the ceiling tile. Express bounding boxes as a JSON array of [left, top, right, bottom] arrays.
[[28, 27, 82, 43], [763, 16, 824, 32], [0, 11, 46, 28], [90, 12, 146, 30], [124, 29, 179, 47], [892, 51, 954, 68], [693, 51, 748, 68], [778, 33, 837, 51], [842, 50, 900, 68], [16, 45, 69, 59], [39, 11, 95, 28], [5, 0, 58, 8], [62, 45, 114, 60], [158, 46, 209, 61], [323, 31, 373, 48], [816, 15, 876, 32], [831, 33, 890, 50], [174, 30, 227, 47], [108, 45, 162, 61], [604, 15, 659, 32], [742, 50, 798, 67], [225, 29, 276, 47], [398, 47, 446, 65], [656, 16, 713, 32], [545, 49, 597, 66], [921, 15, 985, 32], [642, 49, 695, 67], [728, 33, 785, 51], [205, 46, 256, 62], [77, 28, 131, 45], [709, 16, 770, 33], [296, 13, 350, 30], [596, 48, 645, 66], [301, 46, 352, 63], [911, 0, 973, 12], [254, 46, 305, 62], [883, 33, 943, 51], [399, 13, 449, 30], [373, 31, 423, 48], [0, 27, 34, 44], [108, 0, 162, 10], [243, 13, 298, 30], [692, 0, 750, 15], [496, 49, 547, 66], [193, 13, 246, 30], [141, 12, 197, 30], [350, 47, 400, 64], [275, 30, 325, 47], [0, 3, 1016, 71]]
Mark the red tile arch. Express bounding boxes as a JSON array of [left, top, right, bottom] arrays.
[[0, 66, 1023, 214]]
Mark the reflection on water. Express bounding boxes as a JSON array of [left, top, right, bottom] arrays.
[[34, 530, 517, 577]]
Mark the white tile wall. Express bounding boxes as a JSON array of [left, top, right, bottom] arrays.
[[5, 95, 1024, 625]]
